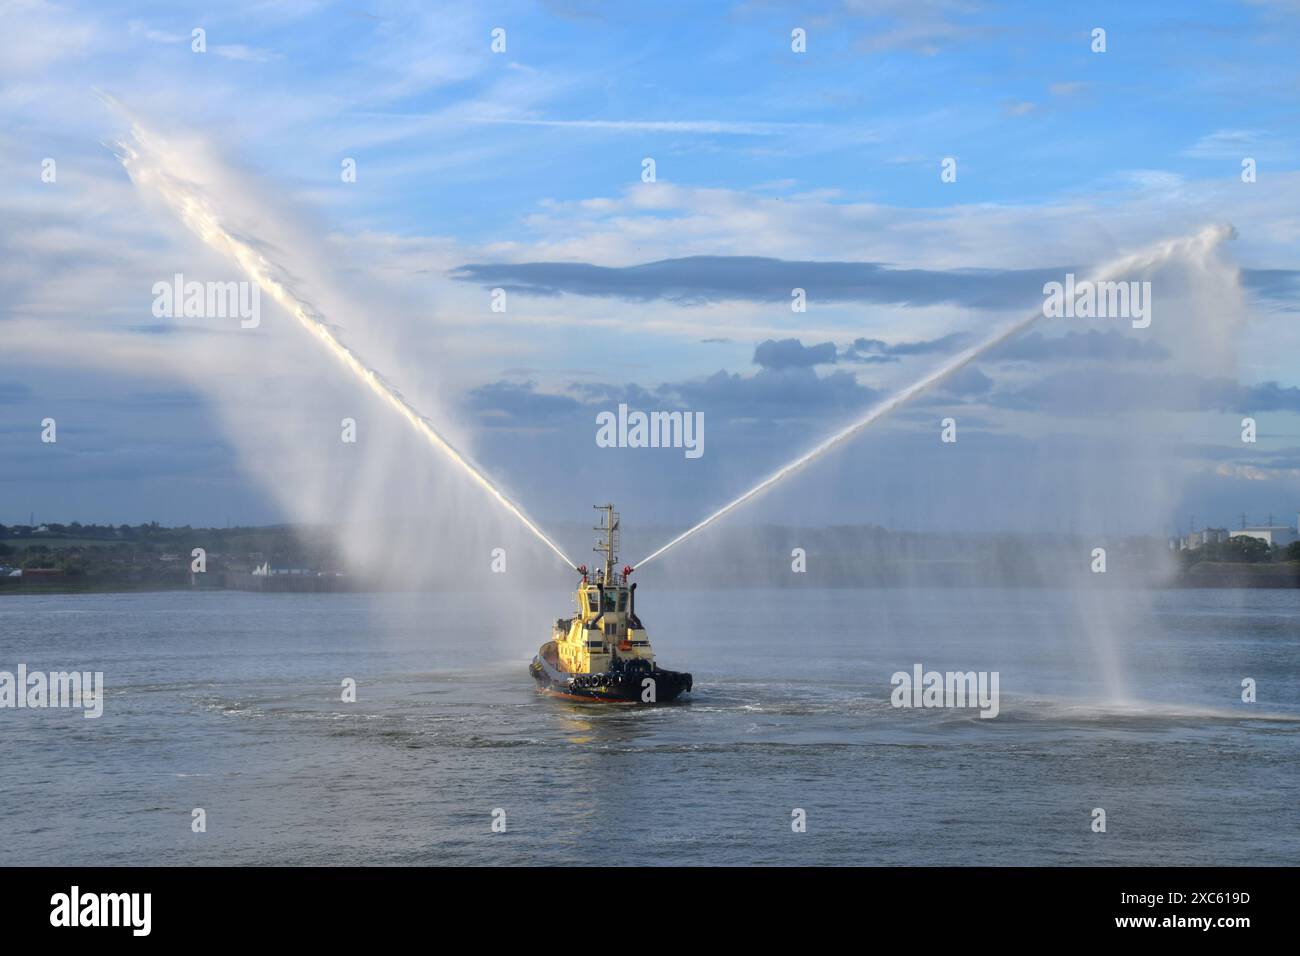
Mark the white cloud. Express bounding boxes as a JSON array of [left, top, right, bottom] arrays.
[[0, 0, 94, 76], [212, 44, 278, 63], [1183, 129, 1262, 158]]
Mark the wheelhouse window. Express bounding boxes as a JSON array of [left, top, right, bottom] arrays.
[[586, 589, 599, 612]]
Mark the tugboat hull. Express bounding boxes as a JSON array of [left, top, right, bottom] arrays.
[[530, 647, 691, 704]]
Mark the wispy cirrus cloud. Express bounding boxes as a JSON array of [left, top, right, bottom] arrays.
[[127, 21, 277, 61], [1183, 128, 1262, 158], [468, 117, 817, 135]]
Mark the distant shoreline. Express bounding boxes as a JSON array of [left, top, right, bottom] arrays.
[[4, 563, 1300, 596], [5, 522, 1299, 594]]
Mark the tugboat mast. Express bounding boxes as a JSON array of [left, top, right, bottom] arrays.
[[593, 504, 620, 584]]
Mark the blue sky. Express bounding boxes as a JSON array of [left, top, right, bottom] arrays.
[[2, 0, 1300, 538]]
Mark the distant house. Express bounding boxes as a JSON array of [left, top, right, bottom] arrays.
[[1230, 526, 1299, 548]]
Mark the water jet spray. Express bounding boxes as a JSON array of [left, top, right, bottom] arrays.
[[113, 111, 577, 572], [633, 225, 1236, 570]]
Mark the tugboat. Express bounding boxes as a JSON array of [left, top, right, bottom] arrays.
[[530, 504, 692, 703]]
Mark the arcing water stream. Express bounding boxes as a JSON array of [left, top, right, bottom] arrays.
[[632, 225, 1236, 569], [115, 114, 578, 572]]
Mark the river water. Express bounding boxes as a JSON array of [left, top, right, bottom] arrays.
[[1, 587, 1296, 865]]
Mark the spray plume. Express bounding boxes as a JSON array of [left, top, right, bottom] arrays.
[[112, 109, 577, 571], [634, 225, 1237, 569]]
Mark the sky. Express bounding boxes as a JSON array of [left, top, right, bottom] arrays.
[[2, 0, 1300, 540]]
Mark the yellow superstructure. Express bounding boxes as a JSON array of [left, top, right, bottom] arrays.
[[552, 574, 654, 675]]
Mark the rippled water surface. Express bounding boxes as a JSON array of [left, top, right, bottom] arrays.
[[2, 587, 1297, 865]]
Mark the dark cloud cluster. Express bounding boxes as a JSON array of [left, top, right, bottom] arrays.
[[750, 328, 1164, 372], [675, 367, 877, 416], [467, 361, 1300, 433], [1241, 268, 1300, 309], [455, 259, 1298, 315], [752, 338, 837, 369], [452, 255, 1063, 309], [841, 332, 971, 362], [991, 371, 1300, 416], [752, 334, 969, 371], [468, 365, 882, 427], [466, 320, 1225, 432]]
